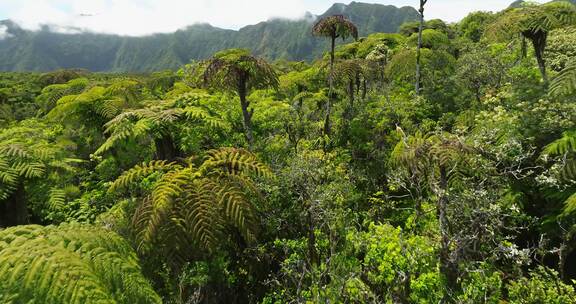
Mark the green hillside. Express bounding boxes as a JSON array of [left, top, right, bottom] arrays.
[[0, 2, 418, 72]]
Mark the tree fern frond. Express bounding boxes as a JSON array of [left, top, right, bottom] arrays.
[[0, 143, 30, 158], [550, 62, 576, 96], [215, 182, 258, 244], [13, 161, 45, 179], [0, 157, 17, 185], [559, 160, 576, 181], [563, 192, 576, 215], [94, 97, 122, 119], [0, 223, 161, 303], [202, 147, 273, 178], [180, 183, 221, 250], [48, 188, 66, 211], [109, 160, 175, 193], [543, 130, 576, 156], [182, 106, 230, 130]]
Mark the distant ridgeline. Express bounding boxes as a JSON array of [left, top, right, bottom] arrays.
[[510, 0, 576, 8], [0, 2, 419, 72]]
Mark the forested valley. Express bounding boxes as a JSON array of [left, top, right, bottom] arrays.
[[1, 1, 576, 303]]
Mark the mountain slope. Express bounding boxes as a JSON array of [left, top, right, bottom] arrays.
[[0, 2, 419, 72]]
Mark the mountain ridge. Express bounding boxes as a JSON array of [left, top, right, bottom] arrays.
[[0, 2, 419, 72]]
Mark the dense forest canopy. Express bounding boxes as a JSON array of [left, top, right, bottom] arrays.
[[1, 0, 576, 303]]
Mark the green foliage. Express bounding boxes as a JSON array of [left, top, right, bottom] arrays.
[[546, 26, 576, 71], [0, 223, 161, 303], [550, 61, 576, 96], [0, 119, 78, 203], [36, 77, 89, 113], [1, 4, 576, 302], [109, 147, 272, 258], [95, 91, 230, 158], [407, 29, 451, 50], [507, 266, 576, 304], [457, 11, 496, 42], [354, 223, 440, 302]]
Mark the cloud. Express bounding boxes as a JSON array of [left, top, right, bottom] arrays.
[[4, 0, 315, 36], [1, 0, 549, 36], [0, 25, 14, 40]]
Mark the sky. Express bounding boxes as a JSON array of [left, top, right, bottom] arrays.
[[0, 0, 545, 36]]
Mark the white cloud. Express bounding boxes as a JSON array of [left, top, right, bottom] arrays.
[[0, 25, 14, 40], [1, 0, 549, 36], [4, 0, 315, 36]]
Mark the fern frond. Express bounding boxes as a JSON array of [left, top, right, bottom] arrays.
[[543, 130, 576, 156], [48, 188, 66, 211], [0, 157, 17, 185], [180, 182, 221, 250], [550, 61, 576, 97], [13, 161, 45, 179], [562, 192, 576, 215], [559, 159, 576, 181], [202, 147, 273, 178], [109, 160, 175, 193], [94, 97, 121, 119], [0, 223, 161, 303], [215, 181, 258, 244], [0, 143, 30, 158]]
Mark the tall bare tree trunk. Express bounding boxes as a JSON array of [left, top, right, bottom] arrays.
[[0, 181, 27, 227], [324, 36, 336, 136], [529, 32, 548, 84], [438, 165, 459, 302], [154, 134, 179, 161], [307, 208, 318, 266], [415, 0, 427, 95], [238, 78, 254, 148]]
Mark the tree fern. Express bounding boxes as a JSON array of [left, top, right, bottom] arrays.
[[110, 147, 271, 260], [36, 77, 89, 113], [541, 130, 576, 215], [0, 120, 80, 225], [47, 86, 124, 124], [543, 130, 576, 156], [95, 93, 230, 158], [108, 160, 174, 193], [550, 61, 576, 96], [0, 223, 161, 303]]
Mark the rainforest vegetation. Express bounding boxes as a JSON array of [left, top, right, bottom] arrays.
[[1, 1, 576, 303]]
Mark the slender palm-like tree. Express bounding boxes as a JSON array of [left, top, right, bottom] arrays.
[[199, 49, 278, 148], [312, 15, 358, 135], [487, 1, 576, 83], [391, 131, 473, 300], [415, 0, 428, 95]]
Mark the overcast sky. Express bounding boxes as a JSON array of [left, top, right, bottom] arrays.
[[0, 0, 544, 36]]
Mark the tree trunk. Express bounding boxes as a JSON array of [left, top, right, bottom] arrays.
[[529, 32, 548, 84], [521, 36, 528, 58], [307, 208, 318, 266], [238, 78, 254, 148], [415, 0, 427, 95], [154, 134, 179, 161], [438, 165, 459, 302], [348, 79, 355, 111], [324, 36, 336, 136], [0, 181, 28, 227]]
